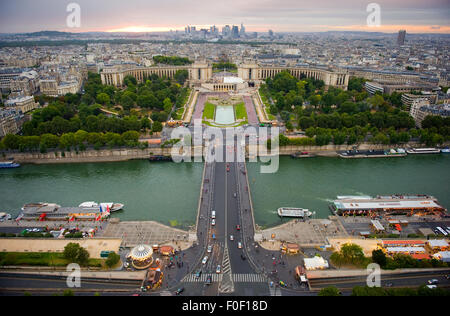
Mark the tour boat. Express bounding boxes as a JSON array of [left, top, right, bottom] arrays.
[[277, 207, 313, 218], [0, 161, 20, 168], [79, 201, 124, 212]]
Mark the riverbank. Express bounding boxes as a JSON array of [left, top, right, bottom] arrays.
[[4, 141, 447, 164]]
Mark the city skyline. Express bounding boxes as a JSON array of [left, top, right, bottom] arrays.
[[0, 0, 449, 34]]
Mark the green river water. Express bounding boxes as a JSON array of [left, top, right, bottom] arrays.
[[0, 156, 449, 229]]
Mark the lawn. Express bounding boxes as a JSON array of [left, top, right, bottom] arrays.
[[0, 252, 104, 268], [234, 102, 248, 121], [202, 102, 216, 121]]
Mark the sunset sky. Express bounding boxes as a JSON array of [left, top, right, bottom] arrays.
[[0, 0, 449, 34]]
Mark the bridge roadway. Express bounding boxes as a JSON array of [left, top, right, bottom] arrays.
[[181, 139, 272, 296]]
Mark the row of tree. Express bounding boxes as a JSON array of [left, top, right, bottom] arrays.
[[1, 130, 146, 153]]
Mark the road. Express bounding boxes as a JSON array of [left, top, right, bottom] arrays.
[[0, 273, 141, 295], [179, 138, 271, 296], [309, 270, 450, 291]]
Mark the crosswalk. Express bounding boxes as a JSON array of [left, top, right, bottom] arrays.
[[182, 273, 266, 283], [268, 283, 282, 296], [182, 273, 223, 283], [233, 274, 267, 283], [160, 290, 173, 296]]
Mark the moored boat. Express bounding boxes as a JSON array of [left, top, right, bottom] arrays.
[[291, 152, 317, 159], [441, 147, 450, 154], [406, 148, 440, 154], [278, 207, 313, 218], [0, 161, 20, 168], [79, 201, 124, 212]]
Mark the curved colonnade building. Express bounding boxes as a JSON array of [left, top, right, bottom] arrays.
[[101, 61, 350, 91]]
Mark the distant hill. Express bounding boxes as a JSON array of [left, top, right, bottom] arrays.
[[23, 31, 76, 37]]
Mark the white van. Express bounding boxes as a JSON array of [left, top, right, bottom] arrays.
[[211, 211, 216, 219]]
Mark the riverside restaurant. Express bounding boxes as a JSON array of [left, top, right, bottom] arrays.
[[330, 195, 447, 216]]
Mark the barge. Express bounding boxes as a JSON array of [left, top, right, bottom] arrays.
[[330, 195, 447, 216], [278, 207, 313, 218], [338, 149, 406, 158], [149, 155, 173, 162], [406, 148, 441, 155], [20, 202, 116, 221], [291, 152, 317, 159]]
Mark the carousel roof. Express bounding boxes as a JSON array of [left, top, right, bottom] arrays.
[[129, 244, 153, 260]]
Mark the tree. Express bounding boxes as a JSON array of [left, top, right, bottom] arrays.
[[372, 249, 387, 268], [63, 243, 90, 266], [152, 121, 163, 133], [96, 93, 110, 105], [105, 252, 121, 268], [163, 98, 173, 113], [318, 286, 342, 296], [2, 134, 21, 150]]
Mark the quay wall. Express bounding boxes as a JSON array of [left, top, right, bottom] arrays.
[[2, 142, 448, 164]]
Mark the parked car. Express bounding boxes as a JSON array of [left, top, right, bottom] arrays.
[[202, 256, 208, 265], [211, 219, 216, 226], [428, 279, 439, 285], [427, 285, 437, 289]]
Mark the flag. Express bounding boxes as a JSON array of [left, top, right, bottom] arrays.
[[99, 205, 103, 213], [106, 205, 110, 214]]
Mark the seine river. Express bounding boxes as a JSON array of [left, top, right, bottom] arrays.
[[247, 155, 450, 228], [0, 160, 203, 229], [0, 155, 449, 229]]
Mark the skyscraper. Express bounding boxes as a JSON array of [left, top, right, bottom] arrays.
[[240, 23, 246, 36], [397, 30, 406, 46], [231, 25, 240, 38]]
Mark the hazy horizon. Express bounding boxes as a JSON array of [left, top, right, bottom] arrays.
[[0, 0, 449, 34]]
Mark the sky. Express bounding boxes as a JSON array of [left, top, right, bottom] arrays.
[[0, 0, 449, 34]]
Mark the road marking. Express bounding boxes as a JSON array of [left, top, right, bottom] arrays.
[[160, 290, 173, 296], [268, 283, 282, 296]]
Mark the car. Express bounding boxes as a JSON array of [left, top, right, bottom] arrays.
[[240, 255, 246, 261], [230, 235, 234, 241], [211, 219, 216, 226], [227, 168, 230, 172], [207, 245, 212, 253], [428, 279, 439, 285], [202, 256, 208, 265], [205, 275, 212, 285], [233, 193, 237, 198], [426, 285, 437, 289], [174, 287, 185, 295], [216, 265, 221, 274], [195, 270, 202, 279], [237, 242, 243, 249], [212, 234, 216, 240], [236, 225, 241, 231]]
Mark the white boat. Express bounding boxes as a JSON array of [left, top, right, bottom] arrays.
[[337, 195, 372, 200], [79, 202, 124, 212], [441, 148, 450, 154], [406, 148, 440, 154], [277, 208, 313, 218]]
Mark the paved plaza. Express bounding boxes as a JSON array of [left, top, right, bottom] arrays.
[[101, 221, 193, 249], [257, 217, 349, 249]]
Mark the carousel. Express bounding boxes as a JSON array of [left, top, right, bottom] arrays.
[[127, 244, 154, 270]]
